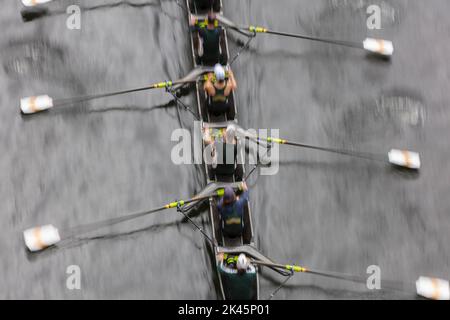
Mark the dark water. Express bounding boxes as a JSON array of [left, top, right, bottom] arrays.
[[0, 0, 449, 299]]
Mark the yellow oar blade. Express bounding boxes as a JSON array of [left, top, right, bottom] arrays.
[[388, 149, 421, 170], [363, 38, 394, 57], [22, 0, 53, 6], [416, 277, 450, 300], [20, 95, 53, 114], [23, 225, 61, 252]]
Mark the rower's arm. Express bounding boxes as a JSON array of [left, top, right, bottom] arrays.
[[189, 15, 200, 32], [204, 74, 216, 96], [236, 190, 249, 203], [225, 70, 237, 96]]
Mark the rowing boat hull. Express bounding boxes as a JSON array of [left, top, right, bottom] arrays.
[[185, 0, 259, 300]]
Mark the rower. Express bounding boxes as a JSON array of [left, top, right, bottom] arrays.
[[189, 12, 224, 66], [236, 254, 253, 275], [217, 183, 249, 238], [215, 125, 243, 179], [193, 0, 220, 12], [218, 253, 255, 275], [204, 64, 237, 116], [203, 124, 242, 179], [217, 252, 257, 300]]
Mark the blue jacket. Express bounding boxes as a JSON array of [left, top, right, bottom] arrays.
[[218, 191, 249, 237]]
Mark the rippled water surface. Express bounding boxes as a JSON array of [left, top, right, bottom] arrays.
[[0, 0, 449, 299]]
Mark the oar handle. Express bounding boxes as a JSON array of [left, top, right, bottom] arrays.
[[252, 260, 308, 273]]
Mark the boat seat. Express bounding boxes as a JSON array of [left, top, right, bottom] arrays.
[[214, 142, 236, 176], [191, 0, 221, 13], [223, 236, 243, 247]]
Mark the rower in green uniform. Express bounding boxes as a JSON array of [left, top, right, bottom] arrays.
[[204, 64, 237, 116], [215, 125, 243, 179], [190, 12, 224, 66], [217, 252, 257, 300], [202, 124, 243, 180], [217, 183, 248, 238]]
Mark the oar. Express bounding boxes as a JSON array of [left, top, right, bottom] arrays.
[[253, 260, 450, 300], [246, 132, 420, 170], [217, 15, 394, 57], [20, 68, 208, 114], [23, 189, 225, 252]]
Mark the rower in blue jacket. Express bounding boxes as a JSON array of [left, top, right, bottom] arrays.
[[217, 183, 249, 238]]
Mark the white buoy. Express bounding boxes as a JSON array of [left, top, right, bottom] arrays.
[[21, 0, 53, 6], [23, 225, 61, 252], [20, 95, 53, 114], [388, 149, 421, 169], [416, 276, 450, 300], [363, 38, 394, 57]]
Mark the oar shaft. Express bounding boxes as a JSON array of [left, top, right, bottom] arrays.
[[254, 260, 412, 293], [54, 86, 154, 106], [219, 15, 392, 57], [54, 80, 196, 107], [64, 192, 223, 239], [253, 260, 307, 273], [64, 205, 167, 238], [261, 29, 362, 49], [283, 140, 380, 162], [263, 137, 384, 162]]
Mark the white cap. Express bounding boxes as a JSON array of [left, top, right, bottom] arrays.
[[23, 225, 61, 252], [237, 254, 250, 271], [388, 149, 421, 169], [22, 0, 53, 6], [416, 276, 450, 300], [20, 95, 53, 114], [363, 38, 394, 57], [214, 64, 226, 81], [225, 124, 236, 143]]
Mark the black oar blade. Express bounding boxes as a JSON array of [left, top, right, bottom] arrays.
[[21, 7, 49, 22]]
